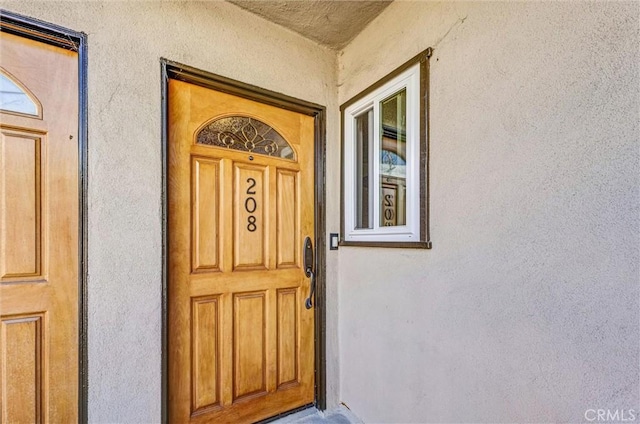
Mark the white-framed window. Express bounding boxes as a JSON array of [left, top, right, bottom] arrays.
[[341, 50, 431, 248]]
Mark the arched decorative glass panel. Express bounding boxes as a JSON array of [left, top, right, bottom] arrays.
[[196, 116, 296, 160], [0, 69, 40, 117]]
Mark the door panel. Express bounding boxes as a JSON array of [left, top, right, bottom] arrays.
[[192, 157, 221, 273], [1, 129, 43, 279], [191, 295, 221, 413], [276, 170, 299, 269], [169, 79, 315, 423], [1, 314, 45, 424], [0, 31, 79, 423], [276, 288, 298, 387], [233, 291, 267, 400], [233, 164, 268, 270]]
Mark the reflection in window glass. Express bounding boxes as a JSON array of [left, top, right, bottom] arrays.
[[0, 72, 38, 116], [380, 89, 407, 227], [355, 109, 373, 229]]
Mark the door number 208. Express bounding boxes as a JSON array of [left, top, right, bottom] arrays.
[[245, 178, 257, 232]]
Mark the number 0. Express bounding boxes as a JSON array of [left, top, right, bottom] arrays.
[[245, 197, 257, 213]]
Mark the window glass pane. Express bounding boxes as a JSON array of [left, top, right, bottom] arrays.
[[380, 89, 406, 227], [355, 109, 373, 229], [0, 72, 38, 116]]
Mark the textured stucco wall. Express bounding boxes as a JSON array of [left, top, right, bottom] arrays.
[[338, 2, 639, 422], [3, 1, 638, 422], [0, 1, 340, 422]]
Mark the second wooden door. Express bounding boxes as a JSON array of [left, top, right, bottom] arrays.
[[0, 31, 79, 423]]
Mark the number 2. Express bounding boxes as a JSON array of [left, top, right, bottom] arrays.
[[384, 194, 393, 207], [246, 178, 256, 195]]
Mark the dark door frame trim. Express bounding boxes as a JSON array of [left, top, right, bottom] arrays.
[[0, 9, 89, 424], [160, 59, 327, 423]]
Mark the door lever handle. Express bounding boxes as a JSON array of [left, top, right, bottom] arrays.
[[303, 236, 315, 309], [305, 270, 316, 309]]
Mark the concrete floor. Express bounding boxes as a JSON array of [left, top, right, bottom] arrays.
[[269, 405, 363, 424]]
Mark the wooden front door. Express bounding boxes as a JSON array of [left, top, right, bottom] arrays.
[[0, 32, 79, 422], [168, 78, 316, 423]]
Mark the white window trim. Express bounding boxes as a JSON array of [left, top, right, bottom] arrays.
[[343, 63, 421, 243]]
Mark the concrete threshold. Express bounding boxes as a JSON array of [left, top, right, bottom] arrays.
[[268, 405, 363, 424]]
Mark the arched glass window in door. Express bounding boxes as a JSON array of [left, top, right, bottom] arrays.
[[0, 68, 41, 118], [196, 116, 296, 160]]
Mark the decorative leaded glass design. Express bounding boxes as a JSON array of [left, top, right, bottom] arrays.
[[197, 116, 296, 160]]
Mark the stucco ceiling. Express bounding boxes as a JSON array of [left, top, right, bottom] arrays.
[[227, 1, 393, 50]]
